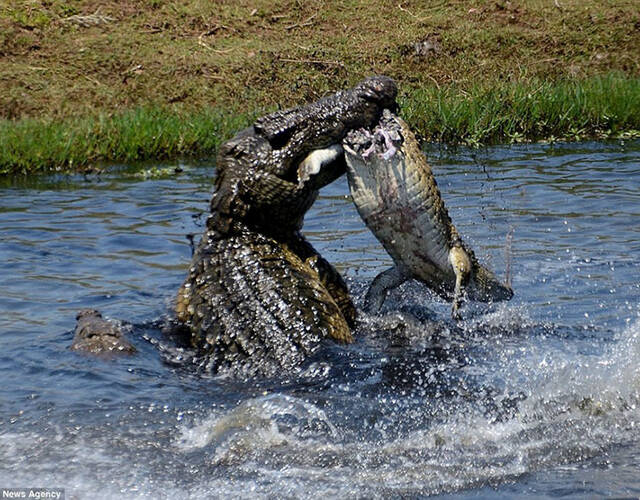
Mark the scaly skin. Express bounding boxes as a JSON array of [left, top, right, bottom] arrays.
[[175, 76, 398, 376], [343, 111, 513, 318]]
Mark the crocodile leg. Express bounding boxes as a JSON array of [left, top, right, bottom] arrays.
[[448, 245, 472, 320], [364, 265, 409, 313]]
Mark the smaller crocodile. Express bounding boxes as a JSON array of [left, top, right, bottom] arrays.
[[342, 110, 513, 318], [71, 309, 136, 356]]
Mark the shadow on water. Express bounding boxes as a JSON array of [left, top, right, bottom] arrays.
[[0, 142, 639, 498]]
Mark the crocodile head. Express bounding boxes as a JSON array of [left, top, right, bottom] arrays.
[[71, 309, 136, 355], [343, 110, 513, 316], [210, 76, 398, 235]]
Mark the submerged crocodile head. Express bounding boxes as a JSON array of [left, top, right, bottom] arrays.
[[343, 110, 513, 317], [71, 309, 136, 356]]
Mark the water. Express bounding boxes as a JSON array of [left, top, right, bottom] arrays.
[[1, 141, 639, 498]]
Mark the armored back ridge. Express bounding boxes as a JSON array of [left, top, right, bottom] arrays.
[[175, 77, 398, 376]]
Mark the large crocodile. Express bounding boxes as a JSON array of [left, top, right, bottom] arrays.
[[174, 76, 398, 376], [342, 110, 513, 318]]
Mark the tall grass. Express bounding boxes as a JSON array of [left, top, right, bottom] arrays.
[[1, 74, 639, 175], [402, 73, 640, 145]]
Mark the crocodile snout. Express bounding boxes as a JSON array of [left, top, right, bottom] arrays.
[[355, 76, 398, 110]]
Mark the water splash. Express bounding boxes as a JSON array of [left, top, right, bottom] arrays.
[[1, 142, 639, 498]]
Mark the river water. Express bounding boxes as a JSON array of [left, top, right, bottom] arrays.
[[0, 141, 639, 498]]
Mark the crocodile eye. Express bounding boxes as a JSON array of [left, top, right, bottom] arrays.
[[272, 128, 296, 149]]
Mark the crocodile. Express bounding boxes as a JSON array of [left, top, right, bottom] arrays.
[[174, 76, 398, 376], [71, 309, 136, 356], [342, 110, 513, 318]]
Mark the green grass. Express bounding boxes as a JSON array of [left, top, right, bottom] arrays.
[[2, 73, 638, 175], [401, 73, 640, 146], [1, 0, 639, 173], [2, 0, 639, 120], [0, 107, 253, 175]]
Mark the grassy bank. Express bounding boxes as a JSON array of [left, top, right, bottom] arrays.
[[2, 73, 639, 175], [402, 73, 640, 145], [1, 0, 639, 173], [0, 107, 253, 174]]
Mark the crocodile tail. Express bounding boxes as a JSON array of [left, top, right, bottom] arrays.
[[470, 261, 514, 303]]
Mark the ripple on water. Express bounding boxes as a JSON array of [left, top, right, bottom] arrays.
[[0, 143, 639, 498]]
